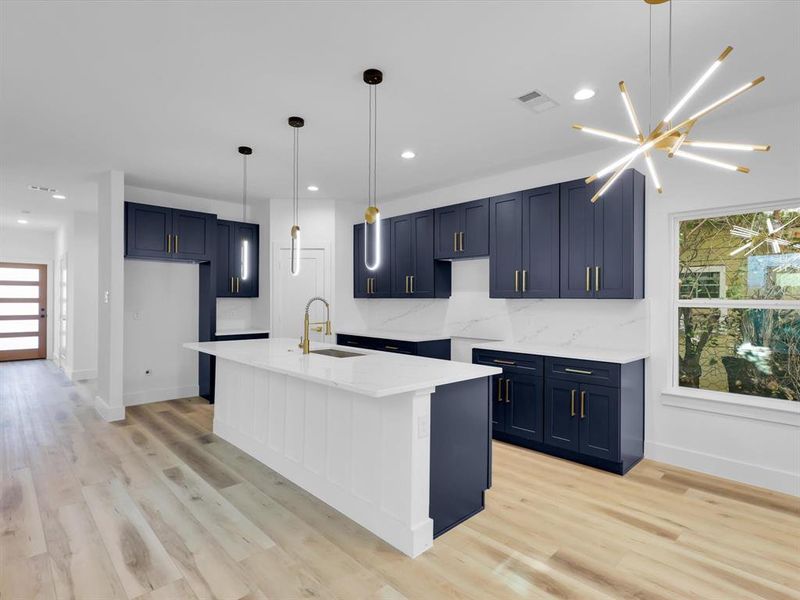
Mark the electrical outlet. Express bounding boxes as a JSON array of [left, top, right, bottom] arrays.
[[133, 311, 142, 321], [145, 369, 151, 376], [417, 414, 430, 439]]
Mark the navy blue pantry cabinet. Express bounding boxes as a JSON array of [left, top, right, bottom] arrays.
[[489, 184, 560, 298], [353, 222, 391, 298], [216, 220, 259, 298], [390, 210, 451, 298], [125, 202, 215, 262], [559, 169, 645, 299], [434, 198, 489, 259]]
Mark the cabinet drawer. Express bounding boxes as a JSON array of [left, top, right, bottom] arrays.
[[545, 357, 620, 387], [336, 334, 377, 350], [473, 350, 542, 374], [372, 338, 416, 354]]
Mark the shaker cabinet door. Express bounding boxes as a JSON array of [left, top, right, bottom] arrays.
[[434, 205, 462, 259], [462, 198, 490, 257], [522, 185, 559, 298], [390, 215, 414, 297], [543, 379, 580, 452], [578, 384, 620, 462], [216, 221, 235, 296], [172, 209, 214, 261], [125, 203, 173, 259], [559, 179, 596, 298], [489, 192, 523, 298], [504, 374, 544, 442]]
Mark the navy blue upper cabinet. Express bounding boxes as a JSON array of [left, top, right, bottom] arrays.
[[489, 192, 523, 297], [490, 187, 559, 298], [353, 221, 391, 298], [125, 202, 214, 262], [390, 210, 451, 298], [216, 220, 259, 297], [435, 198, 489, 259], [560, 169, 644, 299]]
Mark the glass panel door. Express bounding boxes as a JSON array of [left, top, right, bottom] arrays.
[[0, 263, 47, 361]]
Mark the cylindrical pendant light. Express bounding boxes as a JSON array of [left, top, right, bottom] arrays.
[[238, 146, 252, 281], [288, 116, 304, 277], [363, 68, 383, 271]]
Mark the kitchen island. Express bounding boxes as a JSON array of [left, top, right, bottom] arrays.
[[183, 337, 501, 557]]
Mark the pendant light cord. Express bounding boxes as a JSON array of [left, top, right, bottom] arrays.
[[648, 4, 652, 132], [293, 126, 299, 225], [367, 82, 378, 208], [668, 0, 673, 121], [242, 153, 247, 222]]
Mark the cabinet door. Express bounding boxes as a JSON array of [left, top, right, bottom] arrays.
[[435, 204, 462, 259], [216, 221, 234, 297], [462, 198, 490, 257], [491, 374, 507, 434], [172, 209, 214, 261], [353, 224, 369, 298], [234, 223, 259, 297], [578, 384, 620, 462], [390, 215, 414, 297], [125, 203, 173, 259], [543, 379, 580, 452], [410, 210, 436, 297], [504, 374, 544, 442], [489, 192, 523, 298], [594, 170, 639, 299], [559, 179, 595, 298], [522, 185, 559, 298]]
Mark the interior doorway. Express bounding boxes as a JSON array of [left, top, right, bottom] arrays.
[[0, 263, 48, 361]]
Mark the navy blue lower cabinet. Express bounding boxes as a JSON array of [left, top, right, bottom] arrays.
[[474, 349, 644, 475], [336, 334, 451, 360], [543, 380, 581, 452]]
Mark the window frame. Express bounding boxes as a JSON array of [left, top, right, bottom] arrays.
[[668, 198, 800, 416]]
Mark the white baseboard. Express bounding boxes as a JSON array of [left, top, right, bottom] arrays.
[[66, 368, 97, 382], [94, 395, 126, 422], [645, 440, 799, 496], [124, 385, 199, 407]]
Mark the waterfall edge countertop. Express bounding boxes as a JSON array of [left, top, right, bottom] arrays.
[[184, 338, 501, 398]]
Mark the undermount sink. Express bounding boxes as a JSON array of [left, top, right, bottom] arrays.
[[309, 349, 365, 358]]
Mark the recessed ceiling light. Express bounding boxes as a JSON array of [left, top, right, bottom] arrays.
[[307, 185, 319, 192], [52, 193, 66, 200], [401, 150, 416, 159], [573, 88, 596, 101], [17, 219, 28, 224]]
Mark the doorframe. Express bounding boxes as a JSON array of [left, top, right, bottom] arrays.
[[0, 262, 48, 361], [0, 257, 55, 360], [269, 240, 332, 339]]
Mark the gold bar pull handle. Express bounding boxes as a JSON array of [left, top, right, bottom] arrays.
[[454, 232, 458, 252], [493, 359, 516, 366], [497, 377, 503, 402], [175, 235, 179, 254], [230, 277, 234, 294], [236, 277, 240, 293], [405, 275, 409, 294], [367, 278, 371, 295], [585, 266, 591, 292], [595, 266, 600, 292], [515, 270, 520, 292], [167, 234, 172, 253], [410, 275, 414, 294], [505, 378, 511, 403], [384, 345, 399, 350], [522, 270, 527, 293], [570, 389, 576, 417], [459, 231, 464, 252], [580, 391, 586, 419], [565, 367, 593, 375]]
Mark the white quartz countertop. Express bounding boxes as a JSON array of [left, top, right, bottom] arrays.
[[335, 328, 450, 342], [215, 328, 270, 337], [472, 341, 649, 364], [185, 338, 501, 398]]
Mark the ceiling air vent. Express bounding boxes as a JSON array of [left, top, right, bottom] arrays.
[[517, 89, 559, 114], [27, 185, 57, 193]]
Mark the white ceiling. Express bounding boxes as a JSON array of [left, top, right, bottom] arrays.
[[1, 0, 798, 220]]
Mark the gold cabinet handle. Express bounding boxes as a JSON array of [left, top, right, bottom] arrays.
[[385, 345, 399, 350], [595, 266, 600, 292], [585, 266, 591, 292], [454, 231, 458, 252], [505, 378, 511, 404], [230, 277, 234, 294], [175, 234, 179, 253], [459, 231, 464, 252], [497, 377, 503, 402], [515, 270, 520, 292], [580, 391, 586, 418], [236, 277, 240, 293], [367, 278, 370, 295], [371, 278, 375, 294], [522, 270, 527, 293], [167, 234, 172, 253], [570, 390, 576, 417], [405, 275, 409, 294], [493, 358, 516, 366], [565, 367, 593, 375], [410, 275, 414, 294]]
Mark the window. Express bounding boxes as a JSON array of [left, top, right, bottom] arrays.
[[676, 206, 800, 402]]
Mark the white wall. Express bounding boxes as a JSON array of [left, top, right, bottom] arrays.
[[122, 185, 269, 405], [335, 101, 800, 494], [0, 228, 56, 359]]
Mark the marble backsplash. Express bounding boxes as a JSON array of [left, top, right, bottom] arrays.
[[343, 259, 650, 352]]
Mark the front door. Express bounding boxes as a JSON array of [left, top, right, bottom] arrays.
[[0, 263, 47, 361]]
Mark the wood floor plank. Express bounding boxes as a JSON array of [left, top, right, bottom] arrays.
[[82, 479, 183, 598], [4, 362, 799, 600]]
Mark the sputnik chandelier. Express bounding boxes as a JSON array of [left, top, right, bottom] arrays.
[[730, 214, 800, 256], [574, 0, 769, 203]]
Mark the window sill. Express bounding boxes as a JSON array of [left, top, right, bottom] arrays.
[[661, 387, 800, 426]]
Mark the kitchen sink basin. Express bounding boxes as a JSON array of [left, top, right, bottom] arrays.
[[309, 349, 365, 358]]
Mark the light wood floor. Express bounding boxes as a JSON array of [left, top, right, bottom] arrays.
[[2, 360, 799, 600]]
